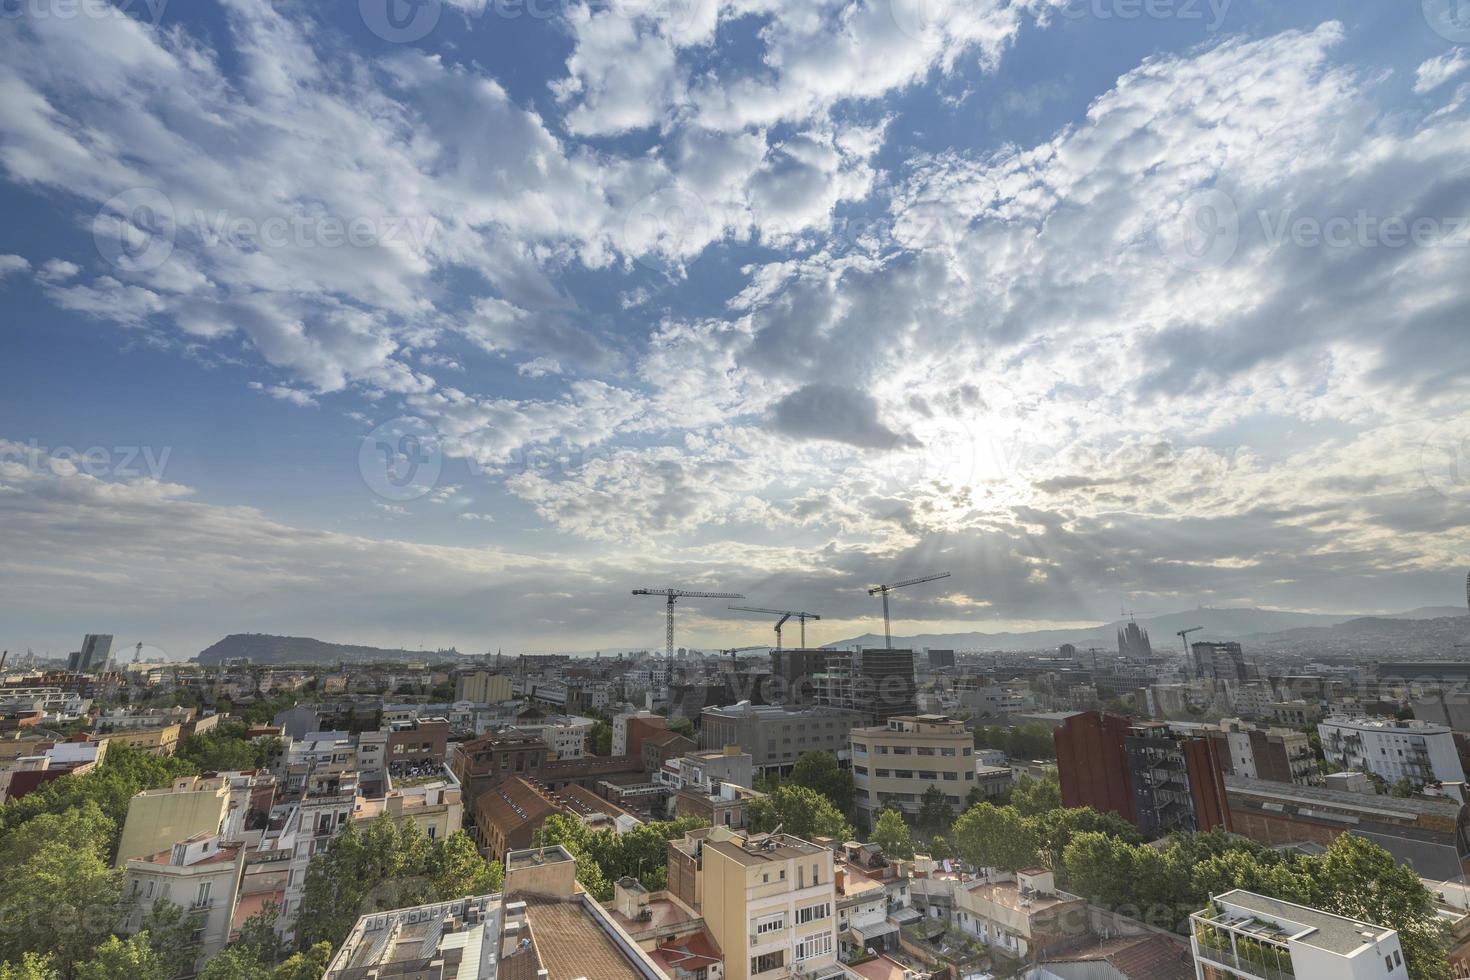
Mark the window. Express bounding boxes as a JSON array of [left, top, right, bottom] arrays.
[[751, 952, 784, 974], [964, 771, 974, 780], [854, 765, 868, 776], [796, 902, 830, 924], [918, 770, 937, 780], [962, 746, 972, 755], [853, 743, 867, 755], [892, 746, 911, 755], [1386, 956, 1394, 971], [877, 745, 889, 754], [917, 747, 934, 755], [1394, 951, 1402, 967], [876, 769, 890, 777], [943, 771, 957, 780], [755, 914, 785, 935], [795, 933, 833, 961], [894, 769, 913, 779]]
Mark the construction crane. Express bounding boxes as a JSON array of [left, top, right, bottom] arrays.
[[867, 572, 951, 648], [1177, 626, 1204, 674], [632, 588, 745, 660], [728, 606, 822, 651]]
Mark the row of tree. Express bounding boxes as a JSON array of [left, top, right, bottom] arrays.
[[530, 813, 709, 899]]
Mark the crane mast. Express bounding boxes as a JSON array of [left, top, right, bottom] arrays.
[[867, 572, 951, 648], [632, 588, 745, 660], [727, 605, 822, 650]]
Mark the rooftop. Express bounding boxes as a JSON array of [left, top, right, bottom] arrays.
[[1207, 889, 1396, 956], [704, 831, 826, 866]]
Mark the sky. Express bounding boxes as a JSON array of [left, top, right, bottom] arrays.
[[1, 0, 1469, 660]]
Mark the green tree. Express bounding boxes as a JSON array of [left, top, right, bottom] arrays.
[[1009, 774, 1061, 817], [0, 840, 125, 973], [272, 943, 333, 980], [871, 809, 915, 859], [234, 901, 285, 967], [0, 801, 115, 867], [588, 719, 613, 756], [952, 803, 1039, 872], [140, 899, 204, 978], [748, 785, 853, 841], [789, 752, 855, 814], [925, 834, 953, 860], [669, 717, 696, 739], [429, 831, 503, 899], [0, 954, 59, 980], [197, 948, 271, 980], [916, 784, 952, 834], [1033, 806, 1140, 872], [75, 935, 167, 980]]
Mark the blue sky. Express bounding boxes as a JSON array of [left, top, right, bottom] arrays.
[[1, 0, 1469, 659]]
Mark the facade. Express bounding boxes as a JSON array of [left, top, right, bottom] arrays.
[[954, 867, 1087, 962], [104, 723, 182, 756], [455, 669, 513, 704], [855, 649, 918, 724], [698, 829, 844, 980], [849, 714, 975, 821], [1192, 642, 1248, 682], [122, 834, 245, 971], [116, 775, 234, 866], [1055, 712, 1232, 835], [1317, 716, 1466, 789], [1206, 720, 1316, 785], [1191, 889, 1407, 980], [353, 769, 463, 842], [68, 633, 114, 673], [699, 703, 858, 774]]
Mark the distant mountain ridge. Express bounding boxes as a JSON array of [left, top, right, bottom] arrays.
[[827, 605, 1467, 654], [195, 633, 459, 665]]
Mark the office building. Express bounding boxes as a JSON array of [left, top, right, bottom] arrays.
[[1191, 889, 1407, 980], [699, 702, 858, 774], [849, 714, 975, 822], [770, 649, 829, 705], [455, 670, 513, 704], [927, 649, 955, 670], [696, 827, 844, 980], [67, 633, 114, 674], [1055, 712, 1232, 835], [855, 649, 918, 724], [1317, 716, 1466, 790]]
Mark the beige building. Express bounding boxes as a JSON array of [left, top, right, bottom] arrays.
[[105, 723, 182, 756], [698, 828, 843, 980], [352, 770, 464, 842], [850, 714, 975, 822], [116, 775, 234, 866], [455, 670, 513, 704], [122, 833, 246, 970], [954, 867, 1086, 961]]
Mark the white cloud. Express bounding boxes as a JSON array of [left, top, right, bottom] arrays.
[[1415, 49, 1470, 94]]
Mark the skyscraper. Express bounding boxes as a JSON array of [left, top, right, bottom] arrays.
[[70, 633, 114, 674]]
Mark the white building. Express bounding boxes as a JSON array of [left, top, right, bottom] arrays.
[[1191, 889, 1407, 980], [1316, 716, 1465, 789], [122, 833, 246, 971]]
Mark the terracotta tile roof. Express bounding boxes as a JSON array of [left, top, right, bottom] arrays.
[[1042, 934, 1193, 980], [474, 776, 560, 835], [651, 928, 722, 974]]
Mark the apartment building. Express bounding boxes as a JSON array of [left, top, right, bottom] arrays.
[[1191, 889, 1407, 980], [698, 828, 844, 980], [954, 867, 1086, 962], [115, 772, 275, 866], [455, 669, 513, 704], [1207, 720, 1316, 785], [122, 833, 246, 970], [1317, 716, 1466, 789], [259, 770, 361, 933], [1055, 712, 1232, 835], [352, 768, 463, 842], [850, 715, 975, 822], [699, 702, 858, 774]]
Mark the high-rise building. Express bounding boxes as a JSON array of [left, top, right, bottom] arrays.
[[1055, 711, 1232, 835], [855, 648, 917, 724], [1192, 641, 1248, 682], [770, 649, 829, 705], [927, 648, 955, 669], [68, 633, 113, 673]]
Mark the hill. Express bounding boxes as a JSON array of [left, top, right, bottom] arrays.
[[195, 633, 460, 666]]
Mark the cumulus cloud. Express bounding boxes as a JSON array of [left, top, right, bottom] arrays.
[[770, 383, 919, 450], [1415, 49, 1470, 94]]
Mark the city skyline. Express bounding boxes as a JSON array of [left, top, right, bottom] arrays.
[[3, 1, 1470, 658]]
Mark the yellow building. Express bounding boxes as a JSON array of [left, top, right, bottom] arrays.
[[455, 670, 513, 704], [699, 828, 841, 980], [849, 714, 974, 822], [104, 723, 182, 757], [115, 775, 232, 866]]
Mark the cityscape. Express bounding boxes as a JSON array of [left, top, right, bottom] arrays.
[[4, 1, 1470, 980]]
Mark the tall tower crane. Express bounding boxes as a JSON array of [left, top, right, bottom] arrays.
[[728, 606, 822, 650], [1177, 626, 1204, 673], [632, 588, 745, 660], [867, 572, 951, 648]]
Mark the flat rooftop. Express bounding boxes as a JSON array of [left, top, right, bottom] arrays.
[[705, 833, 825, 865], [1212, 889, 1395, 956]]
